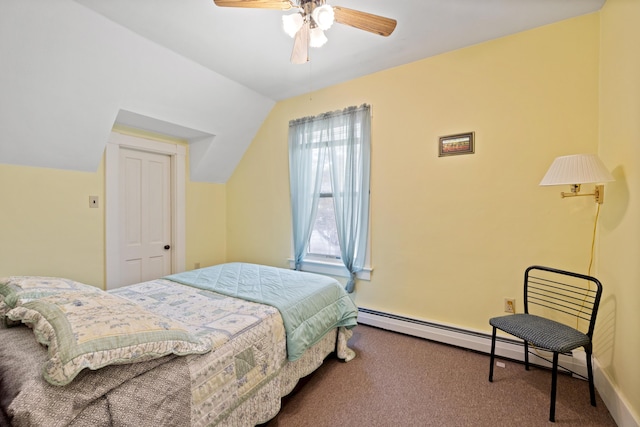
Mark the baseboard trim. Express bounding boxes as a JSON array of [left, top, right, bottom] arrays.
[[357, 307, 639, 427], [357, 307, 578, 371], [594, 359, 640, 427]]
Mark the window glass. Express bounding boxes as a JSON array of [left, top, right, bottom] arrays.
[[307, 144, 340, 258], [308, 196, 341, 258]]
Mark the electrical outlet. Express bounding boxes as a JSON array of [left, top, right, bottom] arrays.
[[504, 298, 516, 314]]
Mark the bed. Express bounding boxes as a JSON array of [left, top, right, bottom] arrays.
[[0, 262, 358, 427]]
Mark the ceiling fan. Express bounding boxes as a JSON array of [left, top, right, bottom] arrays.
[[213, 0, 397, 64]]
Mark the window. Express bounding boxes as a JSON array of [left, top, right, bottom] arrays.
[[307, 151, 340, 259], [288, 105, 372, 290]]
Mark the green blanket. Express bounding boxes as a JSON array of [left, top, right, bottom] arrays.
[[165, 263, 358, 361]]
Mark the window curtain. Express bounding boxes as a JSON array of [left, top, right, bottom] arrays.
[[288, 104, 371, 292], [327, 105, 371, 292], [288, 116, 327, 271]]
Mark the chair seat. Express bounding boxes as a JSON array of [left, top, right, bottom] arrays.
[[490, 314, 590, 353]]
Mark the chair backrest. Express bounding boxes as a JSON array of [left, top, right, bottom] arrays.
[[524, 265, 603, 338]]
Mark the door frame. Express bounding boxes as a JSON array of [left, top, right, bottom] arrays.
[[105, 131, 186, 289]]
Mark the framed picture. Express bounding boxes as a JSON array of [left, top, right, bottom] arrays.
[[438, 132, 475, 157]]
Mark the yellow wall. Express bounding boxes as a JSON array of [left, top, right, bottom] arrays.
[[228, 13, 601, 330], [0, 163, 106, 286], [598, 0, 640, 420], [186, 180, 227, 269], [0, 130, 227, 288]]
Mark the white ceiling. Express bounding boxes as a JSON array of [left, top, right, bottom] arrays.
[[75, 0, 605, 102]]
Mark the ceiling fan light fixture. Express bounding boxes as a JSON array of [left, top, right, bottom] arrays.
[[282, 12, 304, 37], [309, 26, 327, 47], [311, 4, 334, 31]]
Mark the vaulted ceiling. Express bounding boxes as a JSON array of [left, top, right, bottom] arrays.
[[0, 0, 605, 182], [76, 0, 605, 101]]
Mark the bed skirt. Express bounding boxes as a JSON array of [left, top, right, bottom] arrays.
[[219, 326, 354, 426]]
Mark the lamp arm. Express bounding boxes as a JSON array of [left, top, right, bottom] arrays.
[[560, 184, 605, 204]]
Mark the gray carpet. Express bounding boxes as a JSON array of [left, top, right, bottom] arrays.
[[262, 324, 617, 426]]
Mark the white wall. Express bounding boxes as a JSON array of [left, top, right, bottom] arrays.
[[0, 0, 275, 183]]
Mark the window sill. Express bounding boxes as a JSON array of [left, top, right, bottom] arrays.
[[287, 257, 372, 280]]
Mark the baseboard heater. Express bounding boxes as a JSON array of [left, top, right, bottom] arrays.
[[357, 307, 587, 378]]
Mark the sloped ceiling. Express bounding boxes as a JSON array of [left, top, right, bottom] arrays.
[[0, 0, 604, 183]]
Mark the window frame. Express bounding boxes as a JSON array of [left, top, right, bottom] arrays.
[[288, 142, 372, 281], [287, 255, 372, 280]]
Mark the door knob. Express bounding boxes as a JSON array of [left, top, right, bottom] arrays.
[[164, 245, 171, 250]]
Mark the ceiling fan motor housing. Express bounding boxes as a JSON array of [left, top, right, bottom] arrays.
[[301, 0, 326, 15]]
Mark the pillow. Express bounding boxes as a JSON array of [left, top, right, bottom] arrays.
[[0, 276, 101, 309], [0, 276, 102, 328], [7, 290, 212, 386]]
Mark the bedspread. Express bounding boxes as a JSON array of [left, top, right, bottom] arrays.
[[111, 279, 287, 426], [3, 279, 287, 427], [165, 262, 358, 361]]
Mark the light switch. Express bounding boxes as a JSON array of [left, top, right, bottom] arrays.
[[89, 196, 99, 208]]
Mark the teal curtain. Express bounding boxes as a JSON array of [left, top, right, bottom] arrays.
[[288, 104, 371, 292], [288, 116, 326, 270], [327, 105, 371, 292]]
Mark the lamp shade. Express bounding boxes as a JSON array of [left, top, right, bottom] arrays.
[[309, 26, 327, 47], [283, 13, 304, 38], [311, 5, 334, 31], [539, 154, 614, 186]]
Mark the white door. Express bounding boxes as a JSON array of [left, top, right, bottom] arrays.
[[119, 147, 172, 286]]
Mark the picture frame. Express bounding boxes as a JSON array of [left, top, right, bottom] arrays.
[[438, 132, 475, 157]]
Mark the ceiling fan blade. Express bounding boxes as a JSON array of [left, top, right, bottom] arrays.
[[213, 0, 293, 10], [333, 6, 397, 37], [291, 23, 309, 64]]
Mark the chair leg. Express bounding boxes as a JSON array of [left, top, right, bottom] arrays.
[[549, 352, 559, 422], [524, 340, 529, 371], [489, 326, 497, 382], [586, 345, 596, 406]]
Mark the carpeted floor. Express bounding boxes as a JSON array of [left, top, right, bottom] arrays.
[[262, 324, 617, 426]]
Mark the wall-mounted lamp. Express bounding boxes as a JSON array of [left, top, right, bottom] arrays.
[[539, 154, 614, 204]]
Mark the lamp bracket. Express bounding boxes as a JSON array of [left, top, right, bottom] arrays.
[[560, 184, 605, 204]]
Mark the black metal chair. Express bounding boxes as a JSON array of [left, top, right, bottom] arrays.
[[488, 265, 603, 422]]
